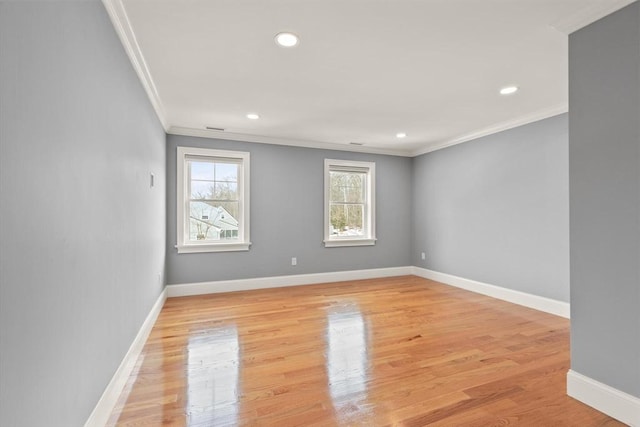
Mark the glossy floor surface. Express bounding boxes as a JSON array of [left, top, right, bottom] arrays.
[[108, 276, 623, 426]]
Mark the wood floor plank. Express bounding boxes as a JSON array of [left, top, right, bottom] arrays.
[[107, 276, 624, 426]]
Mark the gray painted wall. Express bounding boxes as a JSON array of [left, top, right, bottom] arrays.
[[0, 2, 166, 426], [569, 2, 640, 397], [411, 114, 570, 302], [166, 135, 412, 284]]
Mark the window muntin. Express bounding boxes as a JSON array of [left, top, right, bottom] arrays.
[[324, 159, 376, 247], [177, 147, 250, 253]]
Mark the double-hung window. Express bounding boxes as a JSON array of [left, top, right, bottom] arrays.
[[324, 159, 376, 247], [176, 147, 250, 253]]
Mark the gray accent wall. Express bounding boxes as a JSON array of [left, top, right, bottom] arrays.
[[411, 114, 570, 302], [0, 2, 166, 426], [569, 2, 640, 397], [166, 135, 412, 285]]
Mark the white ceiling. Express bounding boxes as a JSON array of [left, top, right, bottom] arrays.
[[106, 0, 635, 156]]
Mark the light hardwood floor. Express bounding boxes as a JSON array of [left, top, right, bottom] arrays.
[[108, 276, 624, 426]]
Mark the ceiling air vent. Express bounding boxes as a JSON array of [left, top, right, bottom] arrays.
[[205, 126, 225, 131]]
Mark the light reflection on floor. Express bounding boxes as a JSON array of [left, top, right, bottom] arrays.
[[186, 326, 240, 426], [326, 304, 372, 422]]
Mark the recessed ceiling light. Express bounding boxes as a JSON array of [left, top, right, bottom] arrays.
[[246, 113, 260, 120], [396, 132, 407, 139], [275, 32, 299, 48], [500, 86, 519, 95]]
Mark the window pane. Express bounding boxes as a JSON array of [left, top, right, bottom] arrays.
[[190, 161, 215, 180], [330, 171, 364, 203], [215, 163, 238, 182], [330, 203, 364, 236]]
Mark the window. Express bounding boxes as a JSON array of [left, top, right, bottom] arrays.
[[324, 159, 376, 247], [176, 147, 250, 253]]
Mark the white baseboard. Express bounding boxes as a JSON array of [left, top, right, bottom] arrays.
[[85, 288, 167, 427], [567, 370, 640, 426], [166, 266, 413, 297], [412, 267, 570, 318]]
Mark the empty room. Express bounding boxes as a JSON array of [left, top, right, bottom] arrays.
[[1, 0, 639, 426]]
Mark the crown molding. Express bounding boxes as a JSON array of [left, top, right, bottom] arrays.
[[549, 0, 637, 34], [103, 0, 574, 158], [410, 103, 568, 157], [168, 126, 415, 157], [102, 0, 169, 132], [170, 100, 567, 159]]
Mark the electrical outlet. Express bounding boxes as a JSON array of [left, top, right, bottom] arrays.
[[291, 257, 297, 266], [421, 252, 426, 260]]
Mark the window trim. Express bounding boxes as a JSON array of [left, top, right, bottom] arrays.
[[324, 159, 376, 248], [176, 146, 250, 254]]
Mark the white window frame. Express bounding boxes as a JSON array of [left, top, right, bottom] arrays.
[[324, 159, 376, 247], [176, 147, 250, 254]]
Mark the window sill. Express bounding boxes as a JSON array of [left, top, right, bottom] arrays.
[[324, 238, 376, 248], [176, 242, 251, 254]]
